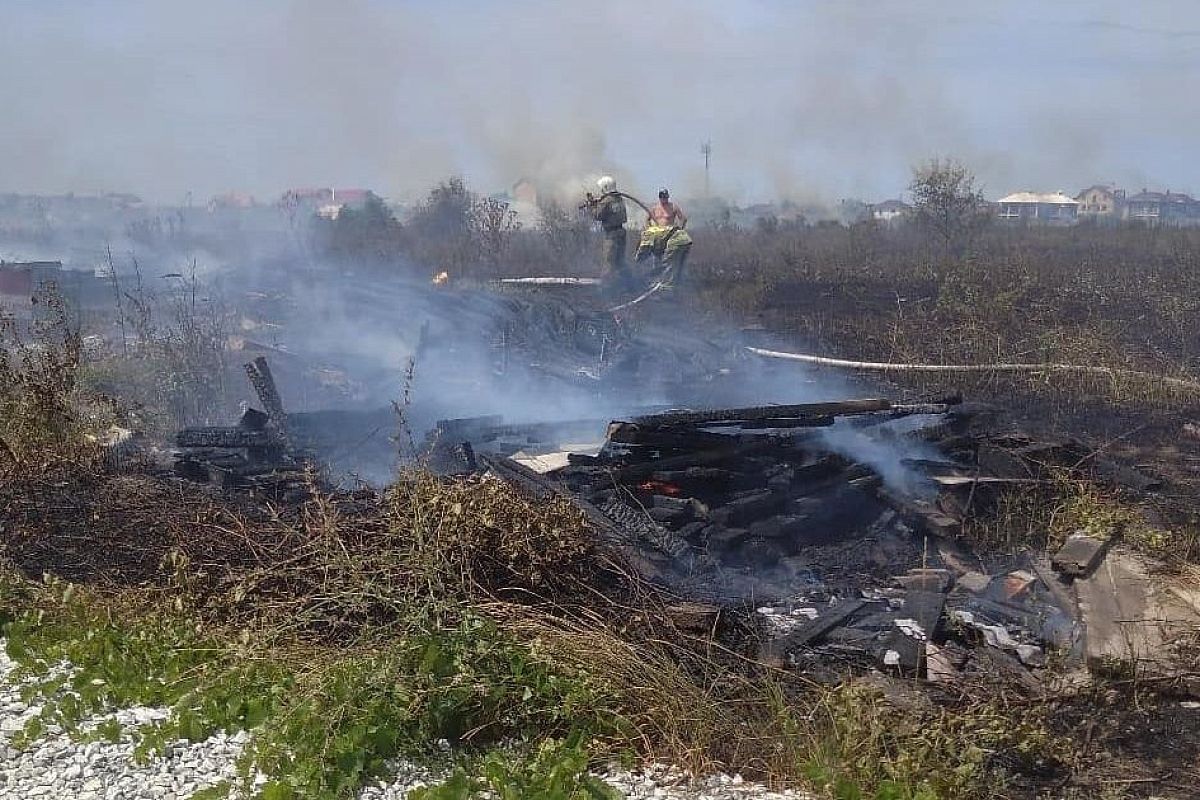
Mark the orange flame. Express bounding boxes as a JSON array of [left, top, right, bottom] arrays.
[[638, 479, 682, 496]]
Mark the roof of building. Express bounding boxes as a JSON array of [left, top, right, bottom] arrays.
[[1077, 184, 1121, 197], [332, 188, 371, 203], [872, 199, 911, 212], [998, 192, 1078, 205], [1126, 190, 1196, 204]]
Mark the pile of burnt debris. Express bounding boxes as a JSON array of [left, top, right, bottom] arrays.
[[171, 359, 1184, 687], [173, 356, 395, 497], [423, 396, 1178, 686]]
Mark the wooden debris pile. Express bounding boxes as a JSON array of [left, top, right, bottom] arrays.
[[174, 357, 313, 499], [439, 396, 1173, 687]]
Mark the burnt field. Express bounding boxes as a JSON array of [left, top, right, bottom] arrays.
[[3, 191, 1200, 799]]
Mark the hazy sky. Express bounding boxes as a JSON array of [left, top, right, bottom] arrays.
[[3, 1, 1198, 204]]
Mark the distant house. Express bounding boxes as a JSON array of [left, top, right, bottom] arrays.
[[280, 188, 375, 220], [100, 193, 144, 210], [511, 179, 538, 206], [1124, 190, 1200, 225], [0, 260, 110, 323], [997, 192, 1079, 223], [1076, 185, 1125, 218], [870, 199, 912, 225], [736, 201, 810, 228], [207, 192, 256, 212]]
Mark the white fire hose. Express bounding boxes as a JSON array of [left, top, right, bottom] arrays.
[[606, 266, 674, 313], [746, 346, 1200, 393]]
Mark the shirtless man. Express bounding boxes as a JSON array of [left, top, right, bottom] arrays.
[[647, 188, 687, 228]]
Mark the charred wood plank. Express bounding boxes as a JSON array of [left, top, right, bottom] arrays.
[[632, 399, 891, 429], [789, 463, 874, 498], [478, 453, 683, 583], [478, 452, 561, 499], [606, 422, 734, 449], [711, 490, 788, 526], [976, 647, 1042, 694], [596, 497, 695, 561], [244, 357, 291, 446], [878, 489, 962, 538], [610, 438, 779, 483], [176, 427, 276, 448], [883, 590, 946, 675], [761, 598, 869, 662], [726, 415, 836, 430]]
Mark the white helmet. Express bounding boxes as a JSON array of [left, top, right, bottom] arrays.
[[597, 175, 616, 193]]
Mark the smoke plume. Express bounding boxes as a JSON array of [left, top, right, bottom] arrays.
[[1, 2, 1198, 204]]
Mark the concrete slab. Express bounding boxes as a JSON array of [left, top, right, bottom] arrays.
[[1076, 549, 1200, 669], [1052, 532, 1110, 578]]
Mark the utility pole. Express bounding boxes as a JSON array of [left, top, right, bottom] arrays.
[[700, 140, 712, 197]]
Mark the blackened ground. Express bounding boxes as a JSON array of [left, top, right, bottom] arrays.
[[1047, 695, 1200, 799]]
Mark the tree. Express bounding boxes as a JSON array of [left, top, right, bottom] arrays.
[[403, 177, 521, 278], [317, 193, 405, 268], [909, 158, 990, 256]]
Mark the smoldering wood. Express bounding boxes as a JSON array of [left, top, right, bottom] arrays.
[[175, 427, 276, 449], [477, 452, 561, 500], [477, 452, 696, 583], [244, 356, 291, 445], [606, 422, 734, 449], [631, 398, 892, 429], [884, 590, 946, 674], [760, 598, 870, 662], [610, 438, 780, 483], [878, 489, 962, 538]]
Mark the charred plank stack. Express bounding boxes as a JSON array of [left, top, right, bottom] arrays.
[[555, 399, 933, 597], [173, 358, 313, 500]]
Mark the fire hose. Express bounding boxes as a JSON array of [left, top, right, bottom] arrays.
[[606, 226, 680, 313], [579, 190, 652, 217], [747, 346, 1200, 393]]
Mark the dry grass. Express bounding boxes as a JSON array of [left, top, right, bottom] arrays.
[[1, 459, 1079, 798]]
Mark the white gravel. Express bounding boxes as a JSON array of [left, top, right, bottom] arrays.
[[0, 639, 811, 799]]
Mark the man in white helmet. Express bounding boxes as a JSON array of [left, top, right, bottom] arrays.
[[585, 176, 631, 290]]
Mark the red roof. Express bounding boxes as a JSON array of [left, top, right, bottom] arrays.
[[332, 189, 371, 203]]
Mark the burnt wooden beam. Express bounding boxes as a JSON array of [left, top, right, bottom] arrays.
[[883, 589, 946, 675], [878, 489, 962, 538], [631, 399, 892, 429], [477, 453, 686, 584], [606, 422, 734, 449], [760, 597, 869, 662], [477, 452, 561, 499], [711, 489, 788, 526], [244, 357, 291, 446], [730, 415, 836, 430], [610, 438, 779, 483], [176, 427, 275, 448]]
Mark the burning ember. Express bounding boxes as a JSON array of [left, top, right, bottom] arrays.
[[638, 479, 682, 496]]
